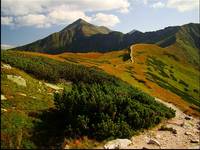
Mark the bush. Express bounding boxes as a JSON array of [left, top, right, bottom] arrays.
[[2, 51, 176, 141], [54, 83, 175, 140]]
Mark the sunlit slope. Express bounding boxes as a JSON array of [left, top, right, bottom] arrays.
[[2, 51, 176, 148], [59, 46, 200, 116], [130, 44, 199, 109], [14, 44, 200, 117], [1, 63, 69, 149]]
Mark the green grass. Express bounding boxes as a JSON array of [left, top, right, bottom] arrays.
[[1, 65, 71, 149], [1, 50, 176, 148], [145, 55, 200, 107]]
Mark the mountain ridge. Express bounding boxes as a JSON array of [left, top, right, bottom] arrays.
[[10, 19, 200, 58]]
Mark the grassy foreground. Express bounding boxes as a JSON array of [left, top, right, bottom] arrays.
[[1, 50, 175, 148]]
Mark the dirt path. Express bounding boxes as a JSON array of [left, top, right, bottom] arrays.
[[126, 98, 200, 149]]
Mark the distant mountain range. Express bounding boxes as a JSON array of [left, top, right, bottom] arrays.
[[11, 19, 200, 56]]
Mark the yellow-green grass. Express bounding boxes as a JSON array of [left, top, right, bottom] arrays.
[[1, 64, 72, 149], [58, 45, 199, 117], [10, 46, 200, 117]]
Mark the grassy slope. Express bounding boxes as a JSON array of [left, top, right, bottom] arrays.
[[130, 44, 199, 111], [17, 44, 199, 117], [1, 51, 176, 149], [1, 63, 72, 149]]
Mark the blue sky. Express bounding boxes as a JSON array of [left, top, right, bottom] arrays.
[[1, 0, 199, 48]]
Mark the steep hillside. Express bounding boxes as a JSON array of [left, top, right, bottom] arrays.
[[59, 47, 199, 116], [11, 19, 124, 53], [5, 45, 200, 117], [11, 19, 200, 56], [125, 23, 200, 66], [15, 43, 199, 117], [1, 63, 68, 149], [1, 51, 175, 149]]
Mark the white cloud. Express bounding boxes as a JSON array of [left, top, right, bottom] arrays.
[[143, 0, 198, 12], [92, 13, 120, 27], [1, 0, 130, 28], [1, 44, 15, 50], [1, 17, 14, 25], [15, 14, 49, 28], [151, 2, 165, 8], [143, 0, 148, 5], [48, 5, 91, 25], [166, 0, 199, 12]]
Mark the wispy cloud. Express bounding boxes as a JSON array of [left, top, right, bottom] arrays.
[[166, 0, 199, 12], [151, 2, 165, 8], [92, 13, 120, 27], [1, 0, 130, 28], [146, 0, 198, 12], [1, 44, 15, 50]]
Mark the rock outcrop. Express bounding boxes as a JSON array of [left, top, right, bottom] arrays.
[[7, 75, 27, 87], [104, 139, 132, 149]]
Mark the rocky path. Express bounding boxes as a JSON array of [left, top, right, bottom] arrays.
[[103, 98, 200, 149]]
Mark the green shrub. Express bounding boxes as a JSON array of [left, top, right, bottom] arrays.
[[2, 51, 176, 141], [54, 83, 175, 140]]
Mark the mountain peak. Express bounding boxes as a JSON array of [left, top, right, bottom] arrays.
[[75, 18, 88, 24], [61, 18, 111, 36], [62, 18, 91, 32], [70, 18, 90, 27], [128, 29, 140, 34]]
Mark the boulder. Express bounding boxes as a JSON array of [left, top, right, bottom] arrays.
[[104, 139, 132, 149], [185, 131, 193, 136], [1, 94, 7, 100], [142, 147, 149, 149], [198, 126, 200, 131], [172, 129, 177, 134], [167, 119, 184, 126], [2, 64, 12, 69], [63, 144, 70, 149], [7, 75, 26, 87], [45, 83, 63, 90], [30, 96, 37, 99], [18, 93, 27, 96], [1, 108, 7, 112], [147, 139, 160, 146], [190, 138, 199, 143], [48, 93, 53, 95], [185, 116, 192, 120]]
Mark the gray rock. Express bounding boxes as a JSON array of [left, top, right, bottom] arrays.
[[172, 129, 177, 134], [45, 82, 63, 90], [1, 108, 7, 112], [167, 119, 184, 126], [185, 116, 192, 120], [104, 139, 132, 149], [147, 139, 160, 146], [7, 75, 26, 87], [30, 96, 37, 99], [1, 94, 7, 100], [18, 93, 27, 96], [63, 144, 70, 149], [190, 138, 199, 143], [2, 64, 12, 69], [185, 131, 193, 136]]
